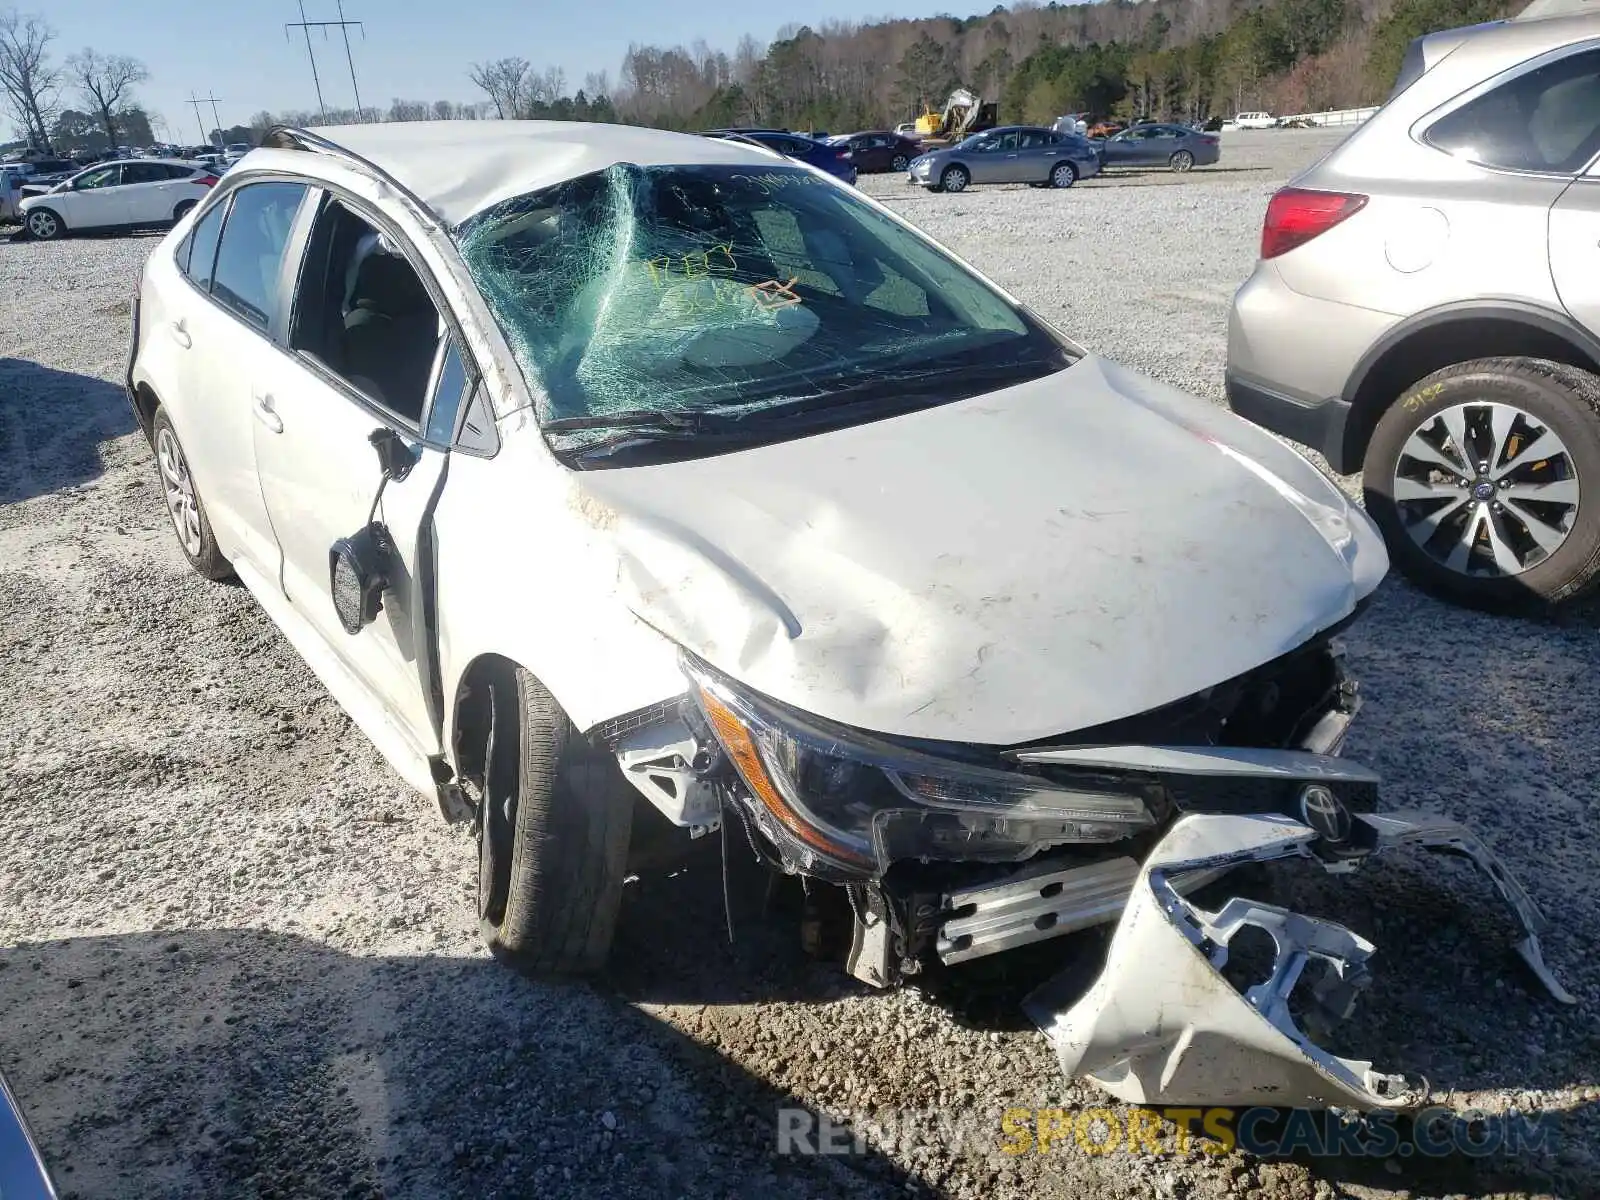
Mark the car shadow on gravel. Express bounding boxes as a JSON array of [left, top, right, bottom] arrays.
[[0, 358, 137, 505], [0, 928, 920, 1200]]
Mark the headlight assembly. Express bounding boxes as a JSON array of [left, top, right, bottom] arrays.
[[684, 658, 1155, 877]]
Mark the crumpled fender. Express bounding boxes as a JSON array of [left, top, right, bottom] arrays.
[[1026, 811, 1574, 1111]]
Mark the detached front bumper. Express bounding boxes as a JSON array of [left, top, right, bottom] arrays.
[[1027, 810, 1574, 1111]]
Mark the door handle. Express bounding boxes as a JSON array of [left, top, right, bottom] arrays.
[[253, 392, 283, 434], [169, 319, 191, 349]]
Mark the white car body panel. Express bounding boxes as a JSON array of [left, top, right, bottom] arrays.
[[568, 354, 1386, 744]]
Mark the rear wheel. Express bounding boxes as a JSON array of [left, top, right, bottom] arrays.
[[25, 208, 62, 240], [940, 165, 969, 193], [1170, 150, 1195, 173], [172, 199, 198, 224], [1050, 162, 1078, 189], [891, 153, 910, 173], [477, 663, 633, 975], [1362, 357, 1600, 611], [152, 408, 232, 581]]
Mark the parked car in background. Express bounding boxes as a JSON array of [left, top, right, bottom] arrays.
[[1232, 111, 1278, 129], [909, 125, 1102, 192], [224, 142, 253, 165], [1096, 123, 1222, 172], [1227, 7, 1600, 611], [19, 159, 220, 240], [894, 121, 919, 137], [1086, 120, 1126, 138], [701, 128, 858, 184], [1052, 113, 1090, 136], [826, 130, 923, 173]]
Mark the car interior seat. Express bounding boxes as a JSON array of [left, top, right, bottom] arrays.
[[341, 248, 440, 422]]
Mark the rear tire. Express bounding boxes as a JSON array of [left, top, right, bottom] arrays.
[[151, 408, 232, 581], [172, 199, 198, 224], [891, 154, 909, 173], [1363, 357, 1600, 612], [940, 165, 969, 194], [1170, 150, 1195, 173], [477, 664, 633, 975], [1050, 162, 1078, 189]]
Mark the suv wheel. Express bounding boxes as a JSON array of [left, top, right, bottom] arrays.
[[1363, 357, 1600, 611], [476, 663, 633, 975]]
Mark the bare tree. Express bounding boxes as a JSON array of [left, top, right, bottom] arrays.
[[468, 56, 529, 119], [0, 8, 58, 150], [66, 48, 146, 149]]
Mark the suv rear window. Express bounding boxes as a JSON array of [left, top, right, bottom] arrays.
[[455, 163, 1071, 459], [1425, 48, 1600, 173]]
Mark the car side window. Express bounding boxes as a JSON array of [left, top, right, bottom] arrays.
[[209, 182, 308, 332], [75, 165, 120, 190], [996, 131, 1021, 151], [287, 197, 445, 428], [424, 338, 474, 445], [178, 199, 227, 291], [1425, 48, 1600, 174], [123, 162, 166, 184]]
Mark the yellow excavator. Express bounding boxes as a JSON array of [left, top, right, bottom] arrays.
[[913, 88, 997, 144]]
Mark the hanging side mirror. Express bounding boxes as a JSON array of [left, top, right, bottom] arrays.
[[327, 428, 416, 636]]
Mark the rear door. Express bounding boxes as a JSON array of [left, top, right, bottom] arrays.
[[1544, 57, 1600, 335], [1014, 129, 1061, 181], [119, 160, 178, 224]]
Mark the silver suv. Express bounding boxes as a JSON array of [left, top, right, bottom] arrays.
[[1226, 5, 1600, 610]]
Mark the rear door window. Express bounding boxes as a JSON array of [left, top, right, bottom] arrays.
[[179, 200, 226, 290], [210, 182, 309, 331], [1425, 48, 1600, 174]]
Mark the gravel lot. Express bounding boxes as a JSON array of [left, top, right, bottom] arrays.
[[1, 128, 1597, 1200]]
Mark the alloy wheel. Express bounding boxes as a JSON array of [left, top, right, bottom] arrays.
[[1171, 150, 1194, 173], [891, 154, 909, 172], [26, 210, 59, 239], [1392, 400, 1580, 578], [942, 167, 968, 193], [156, 426, 204, 557]]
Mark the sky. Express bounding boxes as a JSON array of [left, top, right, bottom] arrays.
[[41, 0, 948, 140]]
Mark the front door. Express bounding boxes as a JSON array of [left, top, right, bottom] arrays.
[[251, 191, 460, 756], [59, 163, 129, 228]]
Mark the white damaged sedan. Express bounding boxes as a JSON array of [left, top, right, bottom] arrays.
[[126, 120, 1571, 1112]]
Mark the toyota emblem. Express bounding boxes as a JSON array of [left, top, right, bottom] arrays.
[[1298, 784, 1351, 842]]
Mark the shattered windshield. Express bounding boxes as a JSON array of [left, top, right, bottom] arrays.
[[454, 163, 1073, 463]]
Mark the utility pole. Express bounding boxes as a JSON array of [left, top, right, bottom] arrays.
[[286, 0, 329, 122], [286, 0, 366, 123], [187, 91, 223, 146]]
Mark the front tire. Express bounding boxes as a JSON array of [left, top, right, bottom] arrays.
[[477, 664, 633, 975], [152, 409, 231, 581], [1170, 150, 1195, 173], [1050, 162, 1078, 188], [25, 208, 63, 240], [940, 165, 969, 193], [1363, 357, 1600, 611]]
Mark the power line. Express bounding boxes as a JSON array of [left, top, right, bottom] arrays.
[[285, 0, 367, 123], [186, 91, 223, 146]]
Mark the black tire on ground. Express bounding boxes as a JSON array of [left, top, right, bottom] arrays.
[[1363, 357, 1600, 612], [173, 199, 198, 223], [1170, 150, 1195, 172], [477, 663, 633, 975], [940, 165, 969, 193], [25, 207, 63, 240], [891, 154, 909, 172], [1050, 162, 1078, 188], [150, 407, 232, 581]]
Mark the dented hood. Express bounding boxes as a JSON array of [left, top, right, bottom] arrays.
[[575, 354, 1387, 744]]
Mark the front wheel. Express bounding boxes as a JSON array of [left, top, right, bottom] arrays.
[[1169, 150, 1195, 173], [477, 664, 633, 975], [891, 154, 909, 173], [1362, 357, 1600, 611], [25, 208, 62, 240], [940, 165, 969, 193], [1050, 162, 1078, 189]]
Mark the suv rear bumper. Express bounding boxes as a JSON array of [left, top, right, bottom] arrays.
[[1225, 374, 1355, 474]]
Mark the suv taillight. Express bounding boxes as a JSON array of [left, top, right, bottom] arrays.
[[1261, 187, 1367, 259]]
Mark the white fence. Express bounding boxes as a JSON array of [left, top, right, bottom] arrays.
[[1275, 105, 1381, 128]]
